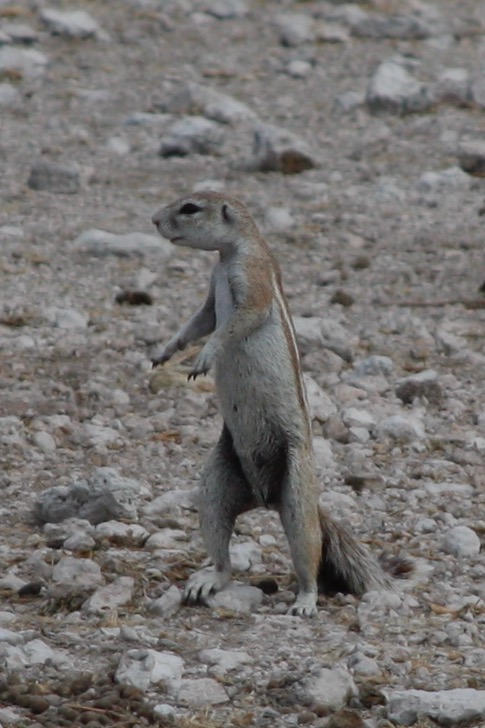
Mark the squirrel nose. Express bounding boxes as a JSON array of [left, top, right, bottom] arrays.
[[151, 209, 162, 226]]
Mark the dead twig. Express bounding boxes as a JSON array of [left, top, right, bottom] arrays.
[[379, 298, 485, 309]]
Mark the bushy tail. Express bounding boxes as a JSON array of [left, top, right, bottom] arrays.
[[317, 507, 411, 596]]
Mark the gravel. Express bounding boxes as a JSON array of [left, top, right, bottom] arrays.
[[1, 1, 485, 726]]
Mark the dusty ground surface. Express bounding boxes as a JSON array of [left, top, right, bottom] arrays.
[[1, 0, 485, 726]]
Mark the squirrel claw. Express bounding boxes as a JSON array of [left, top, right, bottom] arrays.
[[189, 342, 215, 380], [187, 367, 208, 381], [183, 568, 229, 605]]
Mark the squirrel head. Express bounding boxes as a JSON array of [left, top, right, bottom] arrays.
[[152, 191, 259, 253]]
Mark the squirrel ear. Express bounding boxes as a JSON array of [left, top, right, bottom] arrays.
[[221, 203, 236, 224]]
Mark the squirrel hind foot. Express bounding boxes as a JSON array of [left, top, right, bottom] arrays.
[[288, 591, 318, 618], [183, 567, 229, 605]]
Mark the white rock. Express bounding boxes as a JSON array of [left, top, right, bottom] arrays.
[[193, 178, 226, 193], [374, 176, 407, 203], [0, 575, 27, 592], [264, 206, 295, 232], [436, 324, 466, 354], [0, 644, 25, 670], [28, 160, 81, 194], [415, 517, 436, 533], [0, 706, 22, 724], [367, 59, 434, 115], [441, 526, 481, 558], [2, 22, 38, 43], [34, 468, 151, 524], [320, 491, 357, 520], [417, 166, 472, 193], [342, 407, 376, 430], [52, 556, 104, 588], [153, 703, 175, 719], [202, 0, 248, 20], [312, 436, 335, 472], [250, 122, 316, 174], [63, 532, 96, 551], [0, 628, 23, 646], [95, 521, 149, 546], [468, 432, 485, 451], [116, 649, 184, 693], [334, 89, 365, 112], [0, 47, 48, 79], [159, 82, 257, 124], [304, 375, 337, 423], [424, 482, 474, 497], [144, 529, 188, 551], [350, 11, 439, 40], [44, 518, 93, 546], [106, 136, 130, 155], [436, 67, 470, 105], [230, 540, 262, 571], [0, 82, 20, 107], [275, 13, 315, 46], [208, 584, 264, 614], [387, 688, 485, 726], [374, 415, 425, 443], [84, 423, 122, 447], [0, 613, 17, 628], [317, 22, 350, 43], [177, 677, 229, 706], [350, 427, 371, 444], [149, 585, 182, 618], [72, 229, 172, 259], [1, 638, 66, 670], [13, 335, 36, 350], [32, 430, 56, 452], [198, 648, 252, 675], [304, 665, 357, 711], [0, 416, 22, 433], [0, 225, 23, 239], [159, 116, 225, 157], [85, 576, 135, 613], [22, 638, 57, 665], [142, 488, 198, 517], [395, 369, 442, 405], [458, 139, 485, 176], [286, 59, 312, 79], [349, 652, 380, 676], [353, 355, 394, 377], [123, 112, 172, 127], [40, 8, 107, 40], [47, 307, 88, 330], [464, 649, 485, 668], [358, 590, 402, 630], [294, 316, 355, 361]]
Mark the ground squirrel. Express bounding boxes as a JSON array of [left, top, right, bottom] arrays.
[[151, 191, 401, 617]]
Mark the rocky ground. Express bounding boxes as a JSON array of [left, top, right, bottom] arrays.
[[1, 0, 485, 726]]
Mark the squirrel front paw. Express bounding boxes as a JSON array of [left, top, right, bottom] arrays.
[[151, 336, 183, 368], [188, 340, 215, 380]]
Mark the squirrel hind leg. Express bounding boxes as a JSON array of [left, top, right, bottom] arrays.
[[278, 453, 322, 617], [317, 508, 394, 596], [184, 425, 255, 607]]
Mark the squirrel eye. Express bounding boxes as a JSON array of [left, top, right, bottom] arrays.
[[179, 202, 202, 215]]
